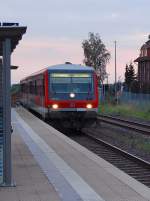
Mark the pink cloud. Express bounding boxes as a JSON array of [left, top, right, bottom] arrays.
[[11, 38, 83, 83], [11, 37, 141, 84], [107, 48, 139, 83]]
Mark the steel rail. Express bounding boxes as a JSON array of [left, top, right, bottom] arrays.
[[70, 130, 150, 187], [98, 115, 150, 135], [27, 108, 150, 188]]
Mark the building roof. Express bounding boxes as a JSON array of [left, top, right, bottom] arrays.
[[141, 43, 150, 50], [135, 35, 150, 62], [134, 56, 150, 62], [140, 37, 150, 50], [0, 26, 27, 56]]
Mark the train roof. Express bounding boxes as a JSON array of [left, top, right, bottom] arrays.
[[47, 64, 94, 72], [20, 63, 95, 82]]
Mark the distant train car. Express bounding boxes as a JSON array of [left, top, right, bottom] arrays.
[[20, 63, 99, 129]]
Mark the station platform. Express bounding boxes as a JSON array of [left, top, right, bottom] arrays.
[[1, 107, 150, 201]]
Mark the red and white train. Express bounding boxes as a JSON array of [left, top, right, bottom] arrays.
[[20, 63, 99, 129]]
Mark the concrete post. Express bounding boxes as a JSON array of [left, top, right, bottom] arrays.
[[2, 38, 12, 185]]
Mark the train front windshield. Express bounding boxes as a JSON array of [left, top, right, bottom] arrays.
[[49, 73, 94, 100]]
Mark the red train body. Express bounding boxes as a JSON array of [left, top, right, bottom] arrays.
[[20, 63, 99, 129]]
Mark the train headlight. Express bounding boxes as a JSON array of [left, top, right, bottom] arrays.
[[70, 93, 75, 98], [86, 104, 92, 109], [52, 104, 59, 109]]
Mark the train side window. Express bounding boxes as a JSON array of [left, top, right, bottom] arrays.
[[42, 79, 45, 96], [21, 84, 23, 93], [34, 80, 37, 95], [29, 81, 32, 94], [23, 82, 26, 93], [26, 82, 29, 94], [36, 78, 44, 96], [32, 81, 35, 94], [37, 79, 42, 95], [36, 80, 40, 95]]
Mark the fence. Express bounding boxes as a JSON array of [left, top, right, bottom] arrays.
[[119, 92, 150, 108], [99, 88, 150, 107]]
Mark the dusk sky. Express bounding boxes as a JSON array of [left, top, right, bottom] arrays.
[[1, 0, 150, 83]]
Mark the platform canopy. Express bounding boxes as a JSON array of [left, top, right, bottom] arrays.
[[0, 26, 27, 56], [0, 23, 27, 186]]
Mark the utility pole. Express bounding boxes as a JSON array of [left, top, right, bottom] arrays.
[[114, 41, 117, 102]]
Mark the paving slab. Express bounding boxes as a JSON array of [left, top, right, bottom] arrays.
[[0, 116, 61, 201], [13, 107, 150, 201]]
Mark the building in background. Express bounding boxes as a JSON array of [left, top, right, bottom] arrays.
[[134, 35, 150, 88]]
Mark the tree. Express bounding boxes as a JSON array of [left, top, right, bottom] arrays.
[[82, 32, 110, 82], [130, 80, 140, 93], [124, 62, 136, 91]]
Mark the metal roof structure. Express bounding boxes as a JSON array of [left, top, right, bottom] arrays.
[[0, 26, 26, 56], [0, 24, 27, 186]]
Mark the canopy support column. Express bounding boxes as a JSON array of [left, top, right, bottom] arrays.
[[2, 38, 12, 186]]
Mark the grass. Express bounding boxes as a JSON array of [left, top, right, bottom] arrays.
[[98, 103, 150, 154], [136, 141, 150, 153], [98, 103, 150, 121]]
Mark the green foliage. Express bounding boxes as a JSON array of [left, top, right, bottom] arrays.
[[82, 32, 110, 81], [99, 102, 150, 154], [99, 103, 150, 121], [136, 141, 150, 152], [130, 80, 140, 93], [124, 62, 136, 91], [11, 84, 20, 94]]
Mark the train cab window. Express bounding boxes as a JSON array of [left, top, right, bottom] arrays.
[[49, 72, 94, 100], [51, 77, 71, 92], [72, 77, 93, 93], [50, 73, 93, 93]]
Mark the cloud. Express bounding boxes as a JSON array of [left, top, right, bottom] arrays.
[[11, 37, 83, 83], [107, 48, 139, 83], [4, 0, 149, 84]]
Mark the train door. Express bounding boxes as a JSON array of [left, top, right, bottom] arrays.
[[37, 75, 45, 118]]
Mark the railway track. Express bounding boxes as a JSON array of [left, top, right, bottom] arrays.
[[98, 114, 150, 135], [28, 108, 150, 188], [70, 129, 150, 188]]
